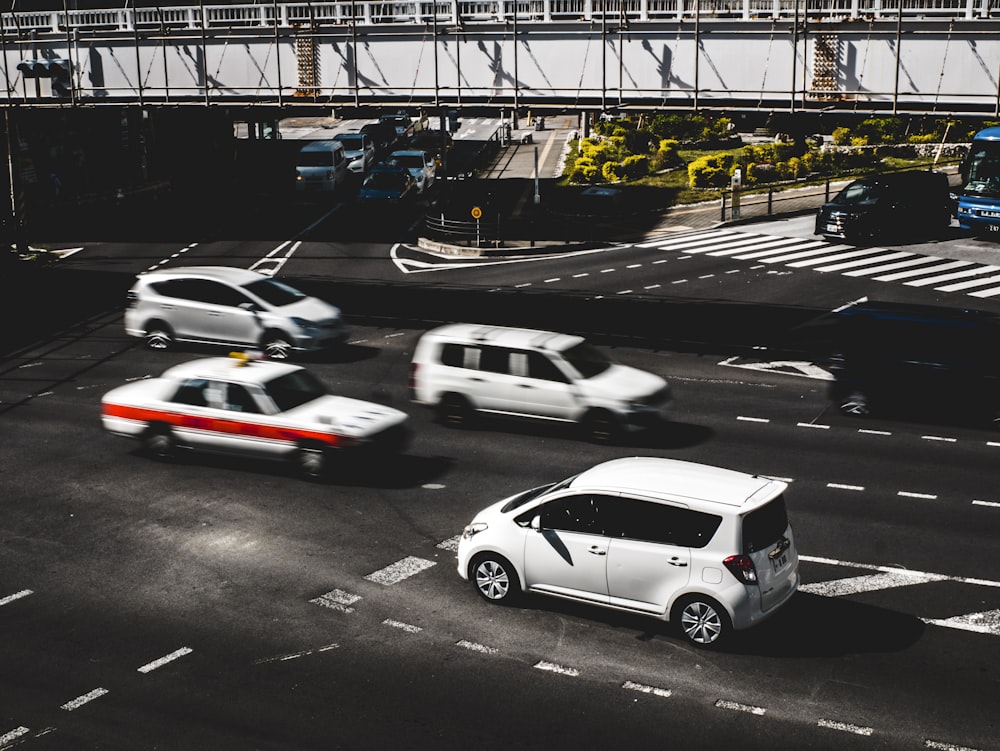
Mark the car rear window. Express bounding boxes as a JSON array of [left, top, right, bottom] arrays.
[[742, 495, 789, 553]]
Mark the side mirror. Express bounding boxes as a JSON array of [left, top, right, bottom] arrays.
[[531, 515, 542, 531]]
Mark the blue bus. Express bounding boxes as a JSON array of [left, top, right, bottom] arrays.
[[957, 126, 1000, 236]]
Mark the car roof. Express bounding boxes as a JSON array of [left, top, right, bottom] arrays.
[[569, 457, 784, 509], [161, 356, 303, 384], [299, 140, 342, 152], [423, 323, 585, 352], [389, 149, 429, 158], [836, 300, 1000, 327], [137, 265, 265, 285]]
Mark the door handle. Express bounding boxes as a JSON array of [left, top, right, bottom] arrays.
[[668, 557, 688, 567], [588, 547, 607, 556]]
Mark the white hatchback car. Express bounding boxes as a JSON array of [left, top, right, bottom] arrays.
[[457, 456, 799, 647], [387, 149, 436, 193], [101, 353, 410, 479], [124, 266, 347, 360]]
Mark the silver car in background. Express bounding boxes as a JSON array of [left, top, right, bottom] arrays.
[[124, 266, 347, 359]]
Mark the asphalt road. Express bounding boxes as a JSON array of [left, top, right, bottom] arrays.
[[4, 129, 1000, 750], [2, 308, 1000, 750]]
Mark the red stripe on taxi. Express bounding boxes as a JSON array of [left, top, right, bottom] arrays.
[[102, 402, 343, 446]]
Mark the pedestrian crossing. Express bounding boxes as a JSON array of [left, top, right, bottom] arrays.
[[638, 229, 1000, 299]]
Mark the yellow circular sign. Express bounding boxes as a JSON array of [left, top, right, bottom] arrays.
[[471, 206, 483, 220]]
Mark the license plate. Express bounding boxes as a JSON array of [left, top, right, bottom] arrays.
[[825, 223, 839, 233], [981, 210, 1000, 218], [987, 223, 1000, 232], [770, 552, 788, 572]]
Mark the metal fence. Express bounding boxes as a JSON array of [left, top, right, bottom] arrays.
[[0, 0, 995, 35]]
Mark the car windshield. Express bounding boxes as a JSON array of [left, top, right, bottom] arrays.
[[364, 172, 408, 190], [834, 180, 885, 205], [561, 342, 613, 378], [242, 278, 306, 307], [336, 134, 363, 150], [962, 141, 1000, 199], [394, 154, 426, 170], [502, 473, 578, 513], [264, 369, 329, 411], [297, 151, 333, 167]]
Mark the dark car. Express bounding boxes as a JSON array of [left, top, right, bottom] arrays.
[[360, 121, 399, 156], [407, 129, 454, 175], [819, 301, 1000, 426], [815, 170, 953, 244], [356, 165, 419, 203]]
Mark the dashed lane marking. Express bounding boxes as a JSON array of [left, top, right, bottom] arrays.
[[622, 680, 672, 698], [364, 556, 436, 585], [137, 647, 193, 674], [818, 719, 874, 736], [457, 640, 498, 655], [255, 644, 340, 664], [61, 688, 108, 711], [310, 589, 361, 613], [534, 660, 579, 677], [0, 590, 32, 607], [715, 699, 766, 715], [383, 619, 423, 634]]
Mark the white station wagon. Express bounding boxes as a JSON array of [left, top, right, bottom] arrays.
[[101, 354, 410, 479], [457, 456, 799, 647]]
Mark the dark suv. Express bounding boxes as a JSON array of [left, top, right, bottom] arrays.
[[815, 170, 953, 244], [819, 301, 1000, 426]]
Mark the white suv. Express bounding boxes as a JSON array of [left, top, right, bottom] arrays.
[[124, 266, 347, 360], [408, 324, 671, 442], [457, 456, 799, 647]]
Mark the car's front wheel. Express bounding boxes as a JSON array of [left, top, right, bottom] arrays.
[[470, 553, 520, 604], [582, 409, 620, 444], [674, 594, 732, 648], [295, 442, 329, 480]]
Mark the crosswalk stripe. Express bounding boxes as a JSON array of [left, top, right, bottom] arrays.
[[732, 239, 830, 260], [787, 247, 890, 268], [643, 230, 735, 250], [904, 264, 1000, 287], [756, 244, 851, 263], [799, 570, 947, 596], [933, 272, 1000, 291], [815, 250, 915, 272], [874, 259, 972, 281], [968, 284, 1000, 298], [707, 237, 808, 256], [845, 255, 955, 277]]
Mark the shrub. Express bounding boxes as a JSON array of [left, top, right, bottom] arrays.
[[832, 127, 852, 146], [688, 153, 736, 188], [602, 161, 626, 182], [650, 139, 682, 171], [621, 154, 651, 180]]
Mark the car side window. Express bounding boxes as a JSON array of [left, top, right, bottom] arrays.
[[172, 378, 210, 407], [223, 383, 260, 413], [194, 281, 254, 308], [540, 494, 606, 536], [479, 346, 511, 374], [440, 343, 465, 367], [604, 497, 722, 549], [527, 351, 569, 382]]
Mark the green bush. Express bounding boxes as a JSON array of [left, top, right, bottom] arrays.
[[621, 154, 651, 180], [650, 139, 682, 171], [688, 153, 736, 188], [832, 127, 852, 146], [602, 161, 626, 182]]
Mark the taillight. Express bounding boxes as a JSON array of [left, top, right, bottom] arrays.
[[408, 362, 418, 393], [723, 555, 758, 584]]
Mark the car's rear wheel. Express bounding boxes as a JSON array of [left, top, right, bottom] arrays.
[[838, 392, 870, 416], [142, 424, 177, 460], [675, 594, 731, 648], [437, 393, 472, 428], [144, 321, 174, 351], [262, 331, 293, 360], [470, 553, 520, 604]]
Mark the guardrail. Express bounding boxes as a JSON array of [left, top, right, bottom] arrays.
[[0, 0, 994, 35]]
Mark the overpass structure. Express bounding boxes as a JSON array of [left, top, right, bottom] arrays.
[[2, 0, 999, 115]]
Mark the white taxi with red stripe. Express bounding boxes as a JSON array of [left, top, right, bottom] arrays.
[[102, 353, 410, 479]]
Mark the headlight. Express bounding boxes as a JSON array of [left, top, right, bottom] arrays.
[[462, 522, 487, 540], [291, 317, 314, 329]]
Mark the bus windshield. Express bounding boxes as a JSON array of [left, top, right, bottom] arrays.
[[961, 140, 1000, 200]]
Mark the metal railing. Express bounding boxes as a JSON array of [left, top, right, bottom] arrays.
[[0, 0, 994, 35]]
